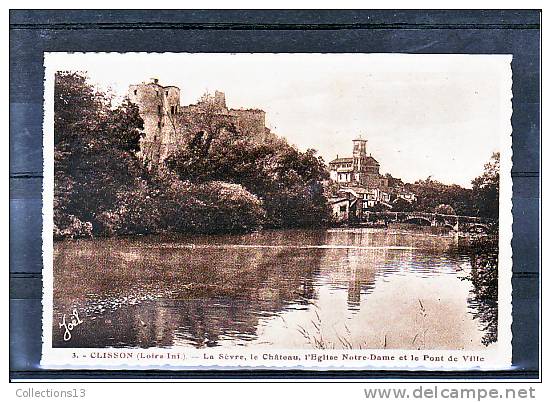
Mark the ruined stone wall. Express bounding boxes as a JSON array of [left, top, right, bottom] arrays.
[[228, 109, 266, 138], [129, 82, 269, 165]]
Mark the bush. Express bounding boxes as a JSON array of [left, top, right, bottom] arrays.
[[434, 204, 456, 215], [193, 181, 266, 234], [391, 197, 413, 212], [153, 174, 266, 235], [53, 213, 93, 239], [94, 179, 163, 236]]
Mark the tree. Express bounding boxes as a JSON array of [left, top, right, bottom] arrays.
[[405, 178, 475, 216], [391, 197, 414, 212], [105, 99, 144, 154], [434, 204, 456, 215], [165, 102, 331, 229], [54, 72, 106, 149], [472, 152, 499, 220], [384, 172, 404, 188], [54, 71, 147, 237]]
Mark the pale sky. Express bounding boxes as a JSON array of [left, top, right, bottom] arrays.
[[45, 53, 512, 188]]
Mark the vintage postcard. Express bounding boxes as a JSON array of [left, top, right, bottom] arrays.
[[41, 53, 512, 370]]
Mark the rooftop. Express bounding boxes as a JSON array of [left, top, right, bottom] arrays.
[[329, 157, 353, 164], [329, 156, 379, 165], [328, 197, 349, 204]]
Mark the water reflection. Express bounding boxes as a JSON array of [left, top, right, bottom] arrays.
[[461, 236, 499, 346], [52, 228, 498, 350]]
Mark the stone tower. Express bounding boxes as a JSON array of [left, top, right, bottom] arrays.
[[128, 79, 270, 168], [352, 137, 368, 176], [214, 90, 227, 109], [352, 137, 367, 158], [128, 78, 181, 165]]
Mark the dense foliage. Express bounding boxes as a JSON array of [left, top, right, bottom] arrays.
[[166, 140, 329, 229], [54, 72, 331, 238], [54, 72, 146, 237], [458, 232, 498, 346], [471, 152, 500, 220], [404, 179, 476, 216], [398, 154, 499, 219], [164, 92, 330, 229]]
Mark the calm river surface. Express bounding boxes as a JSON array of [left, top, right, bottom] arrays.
[[52, 228, 495, 350]]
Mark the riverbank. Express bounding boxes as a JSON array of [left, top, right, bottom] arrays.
[[54, 218, 497, 241]]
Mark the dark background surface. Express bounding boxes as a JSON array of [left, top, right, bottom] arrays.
[[9, 9, 540, 380]]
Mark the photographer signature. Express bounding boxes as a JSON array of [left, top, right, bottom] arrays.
[[59, 309, 83, 341]]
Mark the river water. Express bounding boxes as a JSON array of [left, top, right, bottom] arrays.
[[52, 228, 496, 350]]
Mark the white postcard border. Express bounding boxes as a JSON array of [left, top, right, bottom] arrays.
[[40, 53, 513, 371]]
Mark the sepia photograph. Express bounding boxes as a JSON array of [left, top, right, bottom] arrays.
[[41, 53, 513, 370]]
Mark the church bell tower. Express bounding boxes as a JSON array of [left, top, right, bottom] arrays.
[[352, 137, 368, 179], [352, 137, 367, 157]]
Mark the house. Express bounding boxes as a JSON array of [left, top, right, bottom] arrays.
[[335, 187, 391, 220], [329, 197, 351, 222], [327, 138, 417, 214]]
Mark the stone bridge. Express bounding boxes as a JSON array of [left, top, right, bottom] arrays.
[[366, 211, 493, 233]]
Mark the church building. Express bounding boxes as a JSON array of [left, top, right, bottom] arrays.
[[328, 138, 388, 188]]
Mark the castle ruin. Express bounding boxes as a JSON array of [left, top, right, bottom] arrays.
[[128, 78, 269, 165]]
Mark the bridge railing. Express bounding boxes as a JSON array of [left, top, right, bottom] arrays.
[[367, 211, 490, 223]]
